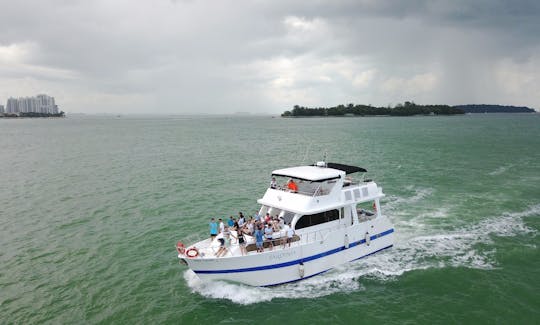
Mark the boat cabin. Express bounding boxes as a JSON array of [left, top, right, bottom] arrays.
[[257, 162, 384, 234]]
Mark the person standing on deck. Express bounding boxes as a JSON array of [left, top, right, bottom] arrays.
[[218, 218, 225, 234], [255, 225, 264, 253], [209, 218, 218, 241], [237, 227, 247, 256], [281, 223, 290, 248], [270, 177, 277, 189], [247, 218, 254, 235], [264, 223, 274, 251], [238, 212, 245, 227], [286, 223, 294, 247]]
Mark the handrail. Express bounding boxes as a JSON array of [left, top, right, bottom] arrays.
[[269, 184, 328, 197]]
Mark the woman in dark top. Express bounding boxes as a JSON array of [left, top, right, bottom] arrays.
[[237, 227, 247, 256]]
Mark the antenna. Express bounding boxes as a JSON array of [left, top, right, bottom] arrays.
[[315, 151, 328, 168], [301, 141, 312, 164]]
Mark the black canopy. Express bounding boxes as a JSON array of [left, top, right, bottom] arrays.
[[319, 162, 367, 174]]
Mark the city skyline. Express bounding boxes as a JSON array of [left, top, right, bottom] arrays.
[[0, 1, 539, 114], [3, 94, 58, 114]]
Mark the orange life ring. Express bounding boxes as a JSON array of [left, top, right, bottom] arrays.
[[176, 241, 186, 254], [186, 247, 199, 258]]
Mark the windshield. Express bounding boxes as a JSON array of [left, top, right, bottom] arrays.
[[269, 175, 336, 196], [259, 206, 296, 224]]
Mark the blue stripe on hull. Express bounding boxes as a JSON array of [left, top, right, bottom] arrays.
[[263, 244, 394, 287], [194, 228, 394, 275]]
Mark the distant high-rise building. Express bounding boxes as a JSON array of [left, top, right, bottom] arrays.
[[36, 94, 56, 113], [4, 94, 58, 114], [6, 97, 18, 113], [0, 105, 4, 113], [18, 97, 28, 113]]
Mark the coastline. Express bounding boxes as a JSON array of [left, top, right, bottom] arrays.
[[0, 112, 65, 118]]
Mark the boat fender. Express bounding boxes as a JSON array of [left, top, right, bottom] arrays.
[[176, 241, 186, 255], [365, 232, 371, 246], [372, 202, 377, 212], [186, 247, 199, 258], [344, 234, 350, 249], [298, 262, 305, 278]]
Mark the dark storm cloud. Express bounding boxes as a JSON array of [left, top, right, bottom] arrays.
[[0, 0, 538, 113]]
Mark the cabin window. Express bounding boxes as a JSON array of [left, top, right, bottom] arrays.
[[295, 209, 340, 230], [282, 210, 295, 224], [362, 187, 368, 197]]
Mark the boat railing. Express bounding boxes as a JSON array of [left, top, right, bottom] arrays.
[[343, 179, 360, 187], [270, 183, 329, 197]]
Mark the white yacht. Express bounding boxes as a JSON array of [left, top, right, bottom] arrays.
[[176, 162, 394, 287]]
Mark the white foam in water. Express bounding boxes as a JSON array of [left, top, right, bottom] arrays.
[[368, 202, 538, 278], [183, 268, 362, 305], [488, 164, 513, 176], [184, 196, 539, 305], [383, 186, 434, 214]]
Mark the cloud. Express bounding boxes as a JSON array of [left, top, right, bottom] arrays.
[[0, 41, 78, 83], [0, 42, 35, 64], [0, 0, 538, 113], [352, 70, 377, 89], [494, 53, 540, 106], [381, 73, 438, 97]]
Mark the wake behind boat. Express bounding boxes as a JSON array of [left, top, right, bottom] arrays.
[[176, 162, 395, 287]]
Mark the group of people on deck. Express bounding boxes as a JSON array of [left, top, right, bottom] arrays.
[[209, 211, 295, 257]]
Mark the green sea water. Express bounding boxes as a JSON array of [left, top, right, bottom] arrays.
[[1, 114, 539, 324]]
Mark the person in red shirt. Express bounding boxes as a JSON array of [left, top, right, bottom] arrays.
[[287, 179, 298, 192]]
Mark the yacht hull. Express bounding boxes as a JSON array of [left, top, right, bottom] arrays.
[[183, 216, 394, 287]]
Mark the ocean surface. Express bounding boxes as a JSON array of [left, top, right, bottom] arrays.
[[1, 114, 539, 324]]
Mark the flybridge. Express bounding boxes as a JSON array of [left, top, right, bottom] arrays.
[[261, 162, 383, 215], [271, 162, 367, 182]]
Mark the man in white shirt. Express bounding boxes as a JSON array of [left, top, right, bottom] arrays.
[[218, 218, 225, 233]]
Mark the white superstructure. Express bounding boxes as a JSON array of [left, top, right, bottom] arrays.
[[177, 162, 394, 287]]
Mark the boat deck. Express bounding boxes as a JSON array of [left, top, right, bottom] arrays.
[[245, 235, 301, 253], [192, 232, 302, 258]]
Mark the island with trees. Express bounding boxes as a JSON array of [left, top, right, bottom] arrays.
[[453, 104, 535, 113], [281, 102, 536, 117]]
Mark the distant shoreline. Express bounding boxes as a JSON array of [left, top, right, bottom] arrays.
[[281, 102, 536, 117], [0, 112, 65, 118]]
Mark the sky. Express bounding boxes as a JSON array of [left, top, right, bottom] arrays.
[[0, 0, 539, 114]]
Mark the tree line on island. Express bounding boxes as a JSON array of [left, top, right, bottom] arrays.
[[1, 111, 65, 118], [281, 102, 535, 117]]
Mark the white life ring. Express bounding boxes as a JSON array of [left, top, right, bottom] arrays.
[[365, 232, 371, 246], [186, 247, 199, 258]]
